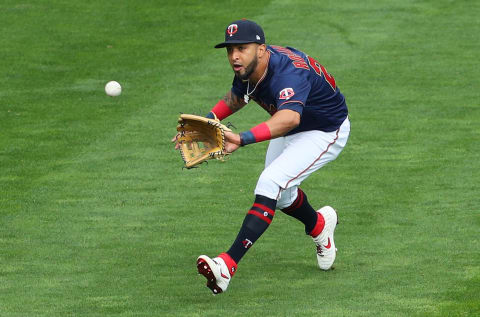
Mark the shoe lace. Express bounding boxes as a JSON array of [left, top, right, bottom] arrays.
[[316, 245, 324, 256]]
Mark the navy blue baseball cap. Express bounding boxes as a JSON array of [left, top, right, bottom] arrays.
[[214, 19, 265, 48]]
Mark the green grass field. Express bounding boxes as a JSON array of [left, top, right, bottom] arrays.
[[1, 0, 479, 316]]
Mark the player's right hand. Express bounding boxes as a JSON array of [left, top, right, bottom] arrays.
[[224, 131, 241, 153]]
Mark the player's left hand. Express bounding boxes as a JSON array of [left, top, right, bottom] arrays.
[[224, 131, 241, 153], [171, 133, 181, 150]]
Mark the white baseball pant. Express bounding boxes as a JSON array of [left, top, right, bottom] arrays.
[[254, 117, 350, 209]]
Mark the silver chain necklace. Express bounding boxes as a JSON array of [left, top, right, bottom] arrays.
[[244, 63, 269, 104]]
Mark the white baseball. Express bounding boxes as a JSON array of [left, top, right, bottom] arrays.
[[105, 81, 122, 96]]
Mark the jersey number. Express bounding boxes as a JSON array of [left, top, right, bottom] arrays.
[[307, 56, 336, 91]]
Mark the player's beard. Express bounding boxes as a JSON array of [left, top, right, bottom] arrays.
[[236, 53, 258, 81]]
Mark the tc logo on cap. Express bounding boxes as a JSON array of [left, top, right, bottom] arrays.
[[227, 24, 238, 37], [279, 88, 295, 100]]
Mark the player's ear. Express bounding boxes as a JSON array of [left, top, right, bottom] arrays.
[[257, 44, 267, 56]]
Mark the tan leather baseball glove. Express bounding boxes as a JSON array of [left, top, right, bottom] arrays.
[[176, 114, 232, 169]]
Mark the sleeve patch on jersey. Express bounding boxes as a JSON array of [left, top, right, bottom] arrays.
[[279, 88, 295, 100]]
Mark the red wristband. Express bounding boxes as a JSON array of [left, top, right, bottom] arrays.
[[210, 100, 233, 120], [240, 122, 272, 145], [251, 122, 272, 142]]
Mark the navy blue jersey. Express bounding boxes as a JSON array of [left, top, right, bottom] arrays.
[[231, 45, 348, 134]]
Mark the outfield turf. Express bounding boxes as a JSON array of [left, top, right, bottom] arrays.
[[1, 0, 479, 316]]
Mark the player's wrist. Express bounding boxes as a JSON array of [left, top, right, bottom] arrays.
[[239, 122, 272, 146], [208, 99, 232, 120], [205, 112, 216, 119]]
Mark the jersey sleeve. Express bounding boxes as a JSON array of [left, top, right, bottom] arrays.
[[274, 75, 311, 115]]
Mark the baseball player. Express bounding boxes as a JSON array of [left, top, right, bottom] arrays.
[[194, 19, 350, 294]]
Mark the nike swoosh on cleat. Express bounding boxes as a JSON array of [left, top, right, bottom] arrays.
[[220, 273, 230, 280], [323, 237, 332, 249]]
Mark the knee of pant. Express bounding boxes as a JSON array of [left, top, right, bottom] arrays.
[[254, 172, 281, 201], [276, 187, 298, 210]]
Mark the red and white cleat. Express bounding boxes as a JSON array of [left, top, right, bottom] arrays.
[[197, 255, 232, 295], [312, 206, 338, 270]]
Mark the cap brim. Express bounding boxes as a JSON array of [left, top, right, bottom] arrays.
[[214, 40, 259, 48]]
